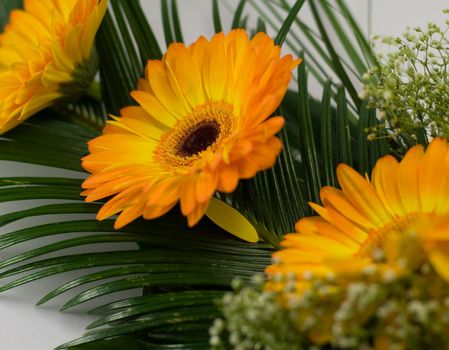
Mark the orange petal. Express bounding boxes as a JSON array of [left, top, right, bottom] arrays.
[[114, 201, 146, 229], [396, 144, 423, 213], [147, 178, 181, 206], [419, 138, 449, 212], [217, 165, 239, 193], [143, 202, 177, 220], [371, 155, 405, 217], [187, 201, 209, 227], [195, 171, 218, 203], [337, 164, 390, 227]]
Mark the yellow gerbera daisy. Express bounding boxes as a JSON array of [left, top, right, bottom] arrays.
[[267, 138, 449, 287], [0, 0, 107, 134], [82, 29, 299, 229]]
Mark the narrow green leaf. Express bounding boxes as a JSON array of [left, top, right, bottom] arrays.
[[89, 290, 223, 315], [121, 0, 162, 61], [0, 248, 268, 295], [357, 101, 371, 175], [274, 0, 306, 47], [278, 128, 308, 220], [231, 0, 247, 29], [96, 10, 136, 114], [309, 0, 361, 109], [0, 221, 112, 249], [297, 59, 322, 203], [61, 275, 233, 311], [161, 0, 175, 46], [212, 0, 222, 33], [0, 177, 82, 187], [87, 291, 222, 329], [0, 217, 274, 254], [0, 203, 99, 226], [239, 15, 249, 30], [0, 185, 82, 203], [0, 234, 140, 271], [357, 101, 390, 174], [368, 108, 390, 169], [256, 17, 266, 33], [336, 87, 353, 166], [0, 114, 95, 171], [57, 306, 220, 349], [276, 0, 334, 77], [274, 0, 365, 92], [316, 1, 367, 76], [56, 95, 106, 133], [321, 81, 337, 186], [108, 1, 141, 77], [170, 0, 184, 42], [60, 336, 144, 350], [335, 0, 378, 67], [42, 267, 204, 306], [250, 0, 328, 86]]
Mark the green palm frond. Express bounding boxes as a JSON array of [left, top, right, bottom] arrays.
[[0, 0, 395, 349]]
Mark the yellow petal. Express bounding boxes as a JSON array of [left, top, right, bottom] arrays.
[[371, 155, 405, 217], [427, 243, 449, 282], [203, 32, 227, 101], [130, 90, 178, 127], [205, 197, 259, 243], [320, 186, 374, 231], [397, 144, 423, 213], [217, 165, 239, 192], [147, 60, 190, 119], [419, 138, 449, 212], [337, 163, 390, 227], [195, 171, 218, 203], [164, 43, 206, 108]]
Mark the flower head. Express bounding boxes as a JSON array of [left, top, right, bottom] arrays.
[[82, 29, 300, 229], [267, 138, 449, 290], [0, 0, 107, 133]]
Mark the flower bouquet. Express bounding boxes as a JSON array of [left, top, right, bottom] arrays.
[[1, 0, 449, 349]]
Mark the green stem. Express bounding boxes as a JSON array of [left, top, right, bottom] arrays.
[[86, 80, 102, 101], [257, 226, 283, 250]]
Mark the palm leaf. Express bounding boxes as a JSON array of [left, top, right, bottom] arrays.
[[0, 113, 273, 349]]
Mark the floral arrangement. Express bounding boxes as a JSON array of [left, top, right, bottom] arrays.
[[1, 1, 448, 349]]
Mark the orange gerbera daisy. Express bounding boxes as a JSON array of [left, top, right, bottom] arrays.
[[267, 138, 449, 288], [82, 29, 300, 229], [0, 0, 107, 134]]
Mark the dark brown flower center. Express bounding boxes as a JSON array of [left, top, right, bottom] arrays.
[[177, 120, 221, 157], [153, 101, 236, 170]]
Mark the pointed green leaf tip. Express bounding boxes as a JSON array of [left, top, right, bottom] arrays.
[[206, 198, 259, 243]]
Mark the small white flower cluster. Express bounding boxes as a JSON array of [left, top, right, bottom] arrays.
[[211, 267, 449, 350], [210, 276, 305, 350], [361, 13, 449, 142]]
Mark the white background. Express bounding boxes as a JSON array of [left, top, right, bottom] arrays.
[[1, 1, 448, 349]]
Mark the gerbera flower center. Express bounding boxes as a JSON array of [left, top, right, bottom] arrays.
[[177, 120, 221, 157], [154, 101, 236, 170], [357, 213, 431, 268], [358, 213, 419, 258]]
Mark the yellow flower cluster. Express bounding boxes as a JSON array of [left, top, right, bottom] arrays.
[[267, 138, 449, 291], [0, 0, 107, 134]]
